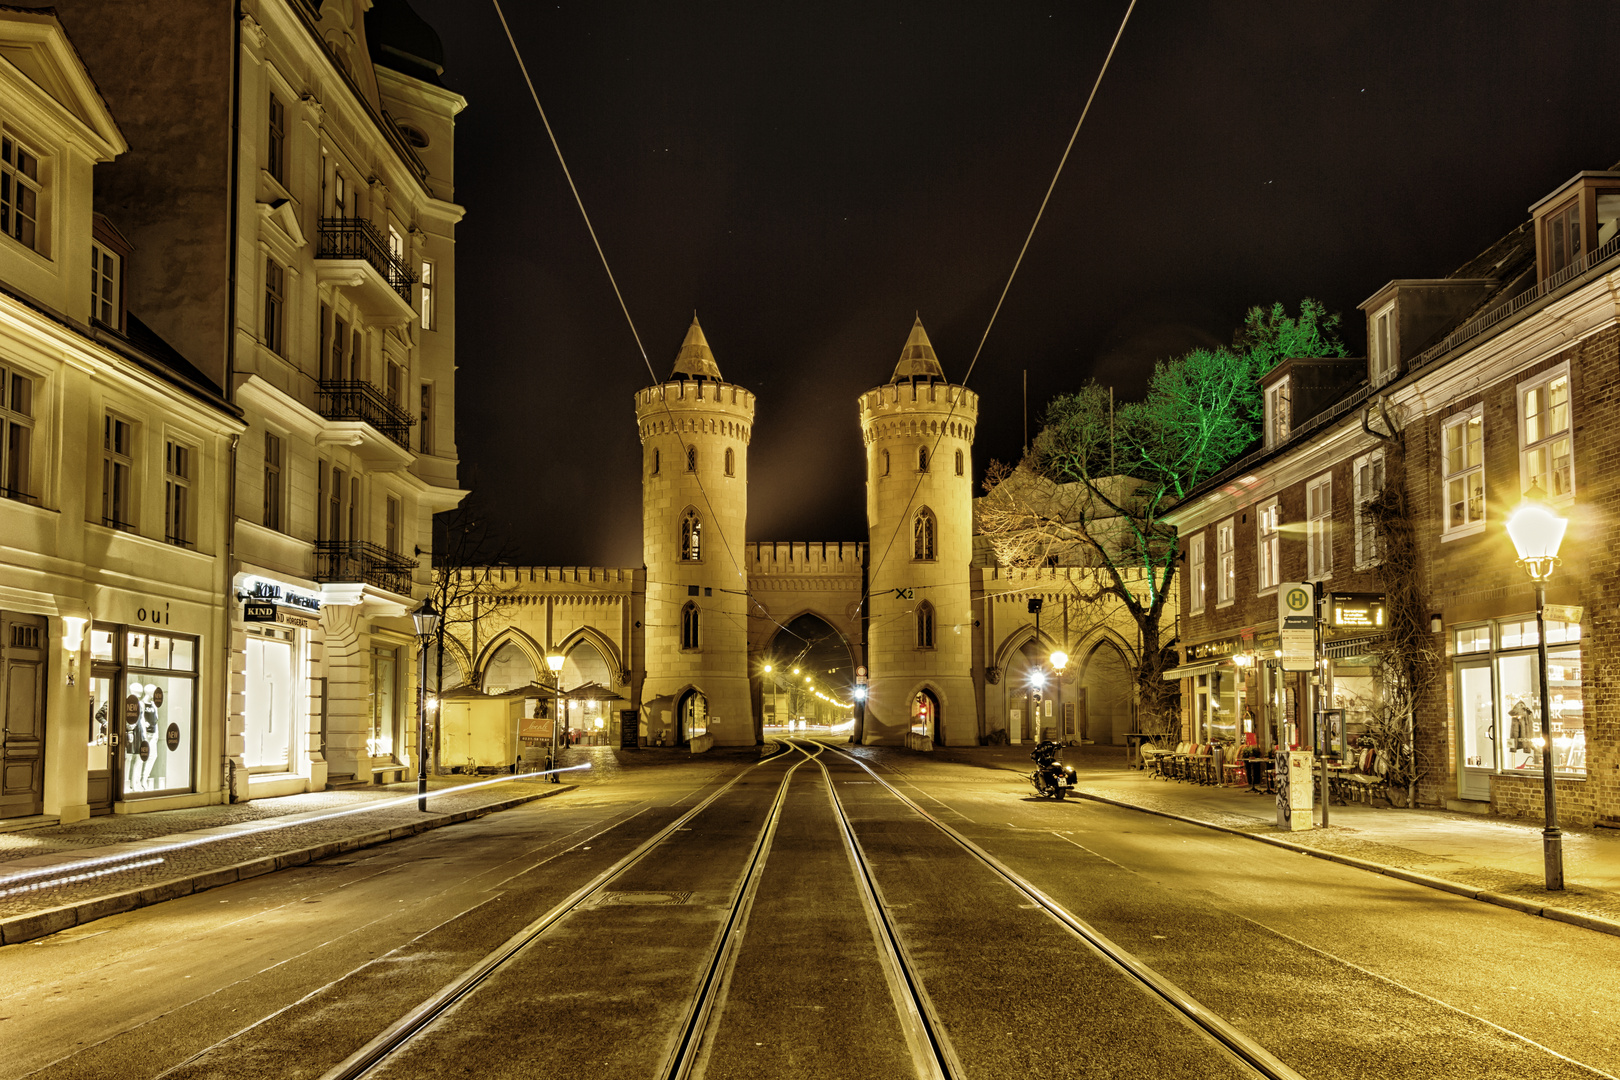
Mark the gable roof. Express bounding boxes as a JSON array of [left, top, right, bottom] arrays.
[[0, 6, 124, 160]]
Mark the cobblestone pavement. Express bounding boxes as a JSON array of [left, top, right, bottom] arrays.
[[0, 744, 767, 945], [851, 742, 1620, 932]]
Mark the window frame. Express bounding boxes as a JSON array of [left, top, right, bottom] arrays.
[[91, 240, 120, 328], [419, 383, 432, 455], [1353, 449, 1386, 568], [724, 447, 734, 477], [1187, 532, 1206, 615], [1517, 362, 1574, 504], [1369, 301, 1395, 387], [955, 448, 964, 476], [263, 431, 283, 531], [263, 257, 286, 356], [385, 494, 400, 554], [918, 447, 929, 472], [164, 437, 194, 548], [102, 413, 135, 532], [1264, 378, 1290, 448], [1, 131, 43, 253], [1215, 518, 1235, 606], [681, 601, 700, 651], [1257, 497, 1281, 593], [1441, 405, 1486, 538], [913, 507, 936, 562], [679, 508, 702, 562], [1542, 197, 1582, 280], [1306, 473, 1332, 581], [267, 91, 287, 184], [419, 259, 435, 330], [0, 362, 36, 504], [915, 600, 935, 650]]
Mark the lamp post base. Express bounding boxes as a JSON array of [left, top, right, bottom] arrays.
[[1544, 827, 1564, 891], [418, 775, 428, 813]]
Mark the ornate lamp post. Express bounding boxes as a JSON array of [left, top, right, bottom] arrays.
[[1050, 649, 1069, 743], [1504, 484, 1569, 891], [412, 597, 440, 812], [546, 650, 565, 784]]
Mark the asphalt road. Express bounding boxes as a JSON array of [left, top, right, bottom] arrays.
[[3, 745, 1616, 1080]]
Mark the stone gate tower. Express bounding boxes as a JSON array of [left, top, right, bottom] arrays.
[[634, 317, 756, 746], [859, 318, 979, 745]]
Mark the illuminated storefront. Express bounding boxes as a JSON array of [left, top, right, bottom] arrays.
[[1454, 617, 1585, 801]]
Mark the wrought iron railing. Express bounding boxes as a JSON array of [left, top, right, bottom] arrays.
[[316, 216, 416, 303], [315, 540, 416, 595], [1412, 231, 1620, 371], [317, 380, 415, 449]]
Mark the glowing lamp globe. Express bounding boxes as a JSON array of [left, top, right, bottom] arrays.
[[1505, 485, 1567, 577], [546, 651, 565, 673], [1050, 649, 1069, 673]]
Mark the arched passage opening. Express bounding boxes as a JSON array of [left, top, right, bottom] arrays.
[[1004, 638, 1056, 744], [677, 688, 708, 746], [482, 638, 537, 693], [909, 688, 942, 745], [761, 612, 856, 734], [1082, 640, 1135, 746], [558, 637, 620, 745]]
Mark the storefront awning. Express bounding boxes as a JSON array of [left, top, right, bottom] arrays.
[[1161, 659, 1233, 681]]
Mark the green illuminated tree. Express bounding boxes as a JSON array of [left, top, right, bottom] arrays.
[[977, 299, 1345, 738]]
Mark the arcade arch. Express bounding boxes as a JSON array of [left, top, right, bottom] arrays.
[[760, 612, 857, 731]]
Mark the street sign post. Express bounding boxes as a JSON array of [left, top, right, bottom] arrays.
[[1277, 583, 1316, 672]]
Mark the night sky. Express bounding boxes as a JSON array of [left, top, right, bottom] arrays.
[[413, 0, 1620, 568]]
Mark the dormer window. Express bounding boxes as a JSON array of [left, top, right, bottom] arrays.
[[1265, 378, 1290, 448], [1544, 198, 1581, 279], [1369, 302, 1395, 387], [1, 134, 41, 252], [1531, 173, 1620, 282]]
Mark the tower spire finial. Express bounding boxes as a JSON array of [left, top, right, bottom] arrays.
[[669, 313, 722, 380], [891, 315, 945, 383]]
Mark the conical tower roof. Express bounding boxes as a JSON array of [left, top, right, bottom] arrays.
[[669, 315, 723, 380], [890, 315, 945, 382]]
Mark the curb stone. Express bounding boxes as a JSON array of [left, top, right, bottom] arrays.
[[0, 785, 573, 946], [1067, 788, 1620, 939]]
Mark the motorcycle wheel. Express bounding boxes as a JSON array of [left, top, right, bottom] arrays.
[[1053, 788, 1066, 800]]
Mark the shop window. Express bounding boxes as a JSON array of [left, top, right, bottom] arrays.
[[0, 364, 34, 503], [1306, 474, 1332, 579], [913, 507, 936, 561], [1257, 499, 1281, 592], [369, 645, 398, 760], [1454, 625, 1491, 655], [102, 413, 134, 531], [120, 629, 199, 796], [1, 133, 42, 252], [1187, 532, 1206, 615], [1215, 518, 1235, 605], [1442, 408, 1485, 534], [915, 601, 935, 649], [1195, 671, 1236, 744], [1353, 450, 1385, 567], [1454, 617, 1584, 778], [1519, 366, 1572, 501]]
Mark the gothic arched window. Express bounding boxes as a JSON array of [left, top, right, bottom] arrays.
[[686, 446, 697, 472], [955, 448, 964, 476], [724, 447, 735, 476], [680, 509, 702, 561], [882, 449, 890, 476], [651, 448, 661, 475], [913, 507, 936, 561], [681, 602, 700, 650], [916, 601, 935, 649], [918, 447, 929, 472]]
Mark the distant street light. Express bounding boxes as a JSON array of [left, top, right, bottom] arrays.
[[1504, 483, 1568, 891], [412, 597, 440, 812], [546, 650, 566, 784]]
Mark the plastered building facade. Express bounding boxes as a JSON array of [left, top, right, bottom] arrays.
[[444, 317, 1146, 752]]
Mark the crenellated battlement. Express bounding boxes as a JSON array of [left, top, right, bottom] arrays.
[[635, 381, 755, 444], [858, 380, 977, 418], [449, 566, 641, 586], [747, 541, 866, 576]]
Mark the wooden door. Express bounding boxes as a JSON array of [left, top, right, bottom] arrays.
[[0, 613, 46, 818]]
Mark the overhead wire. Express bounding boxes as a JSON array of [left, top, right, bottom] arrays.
[[860, 0, 1138, 617]]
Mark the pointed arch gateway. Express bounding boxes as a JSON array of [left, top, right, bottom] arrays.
[[761, 612, 858, 732]]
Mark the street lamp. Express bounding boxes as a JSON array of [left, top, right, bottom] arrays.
[[546, 650, 565, 784], [1504, 483, 1569, 891], [411, 597, 440, 812]]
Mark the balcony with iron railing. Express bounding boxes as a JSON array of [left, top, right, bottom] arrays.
[[317, 380, 415, 450], [315, 540, 417, 595], [316, 216, 416, 305]]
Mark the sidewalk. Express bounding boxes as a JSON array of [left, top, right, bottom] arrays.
[[921, 743, 1620, 936]]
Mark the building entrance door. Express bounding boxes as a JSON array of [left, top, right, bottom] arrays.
[[87, 672, 114, 814], [1456, 660, 1493, 801], [0, 612, 46, 819]]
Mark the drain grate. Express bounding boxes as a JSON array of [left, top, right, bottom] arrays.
[[595, 890, 692, 906]]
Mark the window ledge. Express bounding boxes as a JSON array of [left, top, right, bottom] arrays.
[[1258, 586, 1279, 597], [1441, 522, 1487, 543], [1215, 600, 1235, 610]]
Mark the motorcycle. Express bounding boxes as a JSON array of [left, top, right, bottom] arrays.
[[1029, 740, 1077, 800]]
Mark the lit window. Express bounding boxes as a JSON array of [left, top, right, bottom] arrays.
[[915, 601, 935, 649], [1353, 449, 1385, 567], [102, 415, 133, 531], [0, 364, 34, 503], [419, 259, 435, 330], [1519, 367, 1572, 500], [91, 241, 120, 326], [1306, 474, 1332, 579], [1215, 518, 1235, 604], [1, 134, 41, 251], [913, 507, 936, 561], [165, 440, 192, 547], [680, 509, 701, 561], [1442, 408, 1484, 533], [1257, 499, 1281, 592], [1265, 378, 1290, 448], [1187, 533, 1205, 615]]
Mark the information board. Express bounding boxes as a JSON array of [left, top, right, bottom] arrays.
[[1277, 582, 1316, 671]]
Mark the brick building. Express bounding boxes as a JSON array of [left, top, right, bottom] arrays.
[[1166, 164, 1620, 827]]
